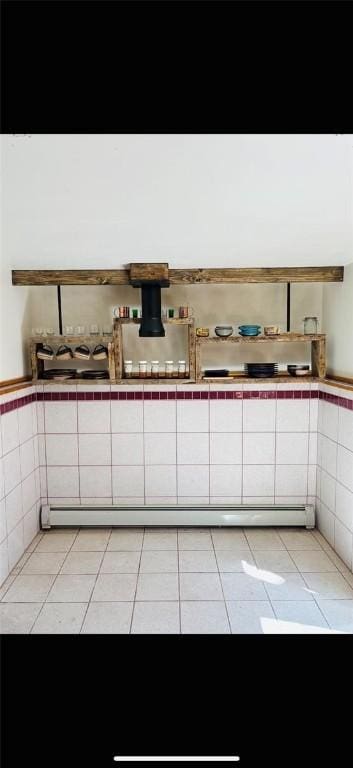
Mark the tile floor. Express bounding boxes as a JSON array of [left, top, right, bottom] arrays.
[[1, 526, 353, 634]]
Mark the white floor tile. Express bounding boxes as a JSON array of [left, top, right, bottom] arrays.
[[271, 601, 329, 630], [211, 530, 249, 550], [289, 550, 337, 572], [244, 529, 285, 550], [131, 601, 180, 633], [2, 574, 56, 602], [181, 601, 230, 634], [221, 573, 268, 601], [277, 530, 322, 550], [100, 552, 140, 573], [302, 572, 353, 600], [179, 572, 223, 600], [22, 552, 67, 575], [139, 550, 178, 573], [35, 532, 77, 552], [253, 551, 298, 573], [178, 530, 213, 550], [0, 602, 42, 633], [264, 573, 315, 601], [143, 530, 177, 550], [46, 575, 96, 602], [60, 551, 103, 575], [179, 550, 217, 572], [316, 599, 353, 632], [216, 550, 255, 572], [72, 530, 111, 551], [135, 573, 179, 601], [107, 529, 144, 551], [226, 600, 275, 634], [31, 602, 87, 634], [91, 573, 137, 601], [81, 602, 133, 634]]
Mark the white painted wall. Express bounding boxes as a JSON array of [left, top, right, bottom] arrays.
[[322, 262, 353, 377], [1, 133, 352, 379]]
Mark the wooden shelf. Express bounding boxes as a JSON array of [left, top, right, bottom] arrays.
[[29, 335, 116, 380], [113, 317, 196, 381], [196, 333, 324, 343], [195, 333, 326, 380], [116, 317, 194, 325], [12, 266, 344, 285]]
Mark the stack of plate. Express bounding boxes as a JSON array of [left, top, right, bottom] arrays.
[[238, 325, 262, 336], [245, 363, 278, 378], [80, 370, 109, 379], [42, 369, 76, 380]]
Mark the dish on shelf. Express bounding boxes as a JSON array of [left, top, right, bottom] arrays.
[[42, 369, 76, 380], [245, 363, 278, 378], [80, 370, 109, 379], [239, 330, 261, 337], [214, 326, 233, 337], [287, 365, 310, 377], [203, 369, 229, 377], [239, 325, 261, 331], [264, 325, 280, 335]]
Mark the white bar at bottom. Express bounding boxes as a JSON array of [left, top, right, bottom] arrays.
[[113, 759, 240, 762]]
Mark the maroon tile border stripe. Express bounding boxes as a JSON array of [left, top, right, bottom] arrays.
[[1, 387, 353, 413]]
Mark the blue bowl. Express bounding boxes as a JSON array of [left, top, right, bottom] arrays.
[[239, 325, 261, 330]]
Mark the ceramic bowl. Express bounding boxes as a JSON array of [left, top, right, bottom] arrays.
[[215, 326, 233, 337], [264, 325, 280, 335]]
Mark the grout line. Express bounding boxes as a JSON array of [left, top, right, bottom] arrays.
[[129, 528, 145, 633], [212, 527, 232, 633]]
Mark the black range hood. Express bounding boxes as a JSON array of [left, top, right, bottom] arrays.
[[139, 283, 165, 337], [130, 265, 170, 337]]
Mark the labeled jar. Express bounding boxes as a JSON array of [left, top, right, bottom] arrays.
[[151, 360, 159, 378], [178, 360, 186, 378], [303, 317, 318, 335], [165, 360, 174, 377], [138, 360, 148, 378], [124, 360, 133, 378]]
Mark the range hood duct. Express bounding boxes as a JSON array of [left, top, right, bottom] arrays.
[[139, 283, 165, 337]]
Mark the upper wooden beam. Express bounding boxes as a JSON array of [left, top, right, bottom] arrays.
[[12, 265, 344, 286], [129, 262, 169, 284]]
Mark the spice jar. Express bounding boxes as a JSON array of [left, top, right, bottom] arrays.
[[138, 360, 148, 378], [178, 360, 186, 378], [303, 317, 318, 334], [165, 360, 174, 378], [124, 360, 133, 378], [151, 360, 159, 379]]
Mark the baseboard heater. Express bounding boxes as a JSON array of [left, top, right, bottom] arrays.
[[41, 503, 315, 529]]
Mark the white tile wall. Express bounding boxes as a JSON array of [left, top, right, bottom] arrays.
[[177, 401, 208, 432], [45, 434, 78, 466], [243, 433, 275, 465], [144, 433, 176, 465], [276, 400, 309, 432], [243, 465, 274, 496], [45, 402, 77, 433], [79, 466, 112, 497], [177, 433, 209, 465], [111, 402, 143, 433], [210, 465, 242, 497], [316, 386, 353, 573], [79, 434, 111, 465], [112, 434, 143, 465], [243, 401, 276, 432], [145, 466, 177, 497], [144, 402, 176, 432], [78, 402, 111, 433], [210, 401, 242, 432], [276, 433, 309, 465], [210, 433, 242, 464], [2, 380, 353, 587]]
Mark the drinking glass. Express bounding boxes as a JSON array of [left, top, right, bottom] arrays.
[[64, 325, 74, 336], [90, 324, 100, 335]]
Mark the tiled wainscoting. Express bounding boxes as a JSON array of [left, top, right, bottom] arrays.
[[1, 379, 353, 587], [317, 385, 353, 571], [0, 387, 41, 585]]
